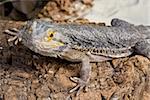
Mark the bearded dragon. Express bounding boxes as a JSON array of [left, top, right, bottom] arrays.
[[4, 18, 150, 96]]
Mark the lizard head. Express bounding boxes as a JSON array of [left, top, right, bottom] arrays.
[[19, 19, 68, 57]]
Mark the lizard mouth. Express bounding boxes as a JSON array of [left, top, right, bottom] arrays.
[[35, 40, 65, 51]]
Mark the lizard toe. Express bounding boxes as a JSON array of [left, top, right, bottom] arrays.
[[69, 77, 87, 96], [4, 29, 22, 45]]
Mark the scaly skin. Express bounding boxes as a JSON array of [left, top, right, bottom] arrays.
[[4, 18, 150, 96]]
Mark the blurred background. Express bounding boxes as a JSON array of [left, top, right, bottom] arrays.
[[0, 0, 93, 21], [0, 0, 150, 25]]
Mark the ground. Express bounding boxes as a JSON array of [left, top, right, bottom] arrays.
[[0, 20, 150, 100]]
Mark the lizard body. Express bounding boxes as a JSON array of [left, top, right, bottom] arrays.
[[5, 18, 150, 96]]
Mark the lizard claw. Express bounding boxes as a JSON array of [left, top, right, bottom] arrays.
[[69, 77, 87, 96], [4, 28, 22, 45]]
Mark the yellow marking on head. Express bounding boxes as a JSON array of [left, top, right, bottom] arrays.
[[50, 42, 64, 48], [56, 42, 64, 46], [48, 31, 55, 35]]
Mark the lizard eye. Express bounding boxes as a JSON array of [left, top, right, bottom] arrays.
[[44, 31, 56, 42], [49, 33, 53, 37]]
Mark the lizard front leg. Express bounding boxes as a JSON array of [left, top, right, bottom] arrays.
[[69, 56, 91, 96], [59, 50, 91, 96]]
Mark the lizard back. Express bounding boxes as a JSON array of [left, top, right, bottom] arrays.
[[20, 20, 142, 58]]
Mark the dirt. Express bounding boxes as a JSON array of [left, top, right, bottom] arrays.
[[0, 19, 150, 100]]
